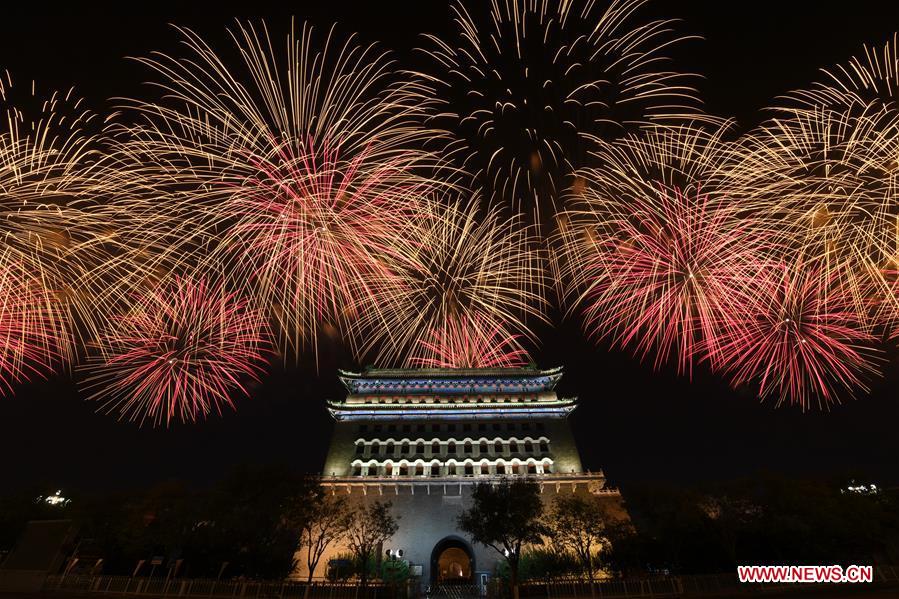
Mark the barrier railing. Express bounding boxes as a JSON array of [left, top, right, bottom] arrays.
[[44, 566, 899, 599], [45, 575, 388, 598], [511, 566, 899, 598]]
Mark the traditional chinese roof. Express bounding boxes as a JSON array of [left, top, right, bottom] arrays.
[[328, 366, 574, 421], [327, 396, 577, 421], [337, 366, 563, 395]]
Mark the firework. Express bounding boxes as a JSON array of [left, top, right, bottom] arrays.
[[353, 196, 547, 368], [110, 20, 442, 360], [728, 105, 899, 326], [559, 124, 756, 374], [82, 277, 271, 427], [715, 260, 879, 410], [0, 260, 64, 394], [412, 313, 530, 369], [214, 139, 432, 359], [0, 73, 115, 380], [416, 0, 713, 223], [783, 33, 899, 114]]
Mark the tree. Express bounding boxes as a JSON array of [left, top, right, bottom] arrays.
[[344, 501, 399, 591], [285, 486, 351, 597], [191, 464, 312, 579], [548, 495, 615, 587], [496, 548, 580, 581], [457, 479, 547, 599]]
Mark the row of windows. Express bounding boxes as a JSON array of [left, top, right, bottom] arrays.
[[351, 395, 544, 405], [350, 460, 554, 477], [354, 439, 550, 457], [357, 421, 546, 434]]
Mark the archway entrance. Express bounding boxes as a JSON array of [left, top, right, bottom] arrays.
[[430, 537, 475, 586]]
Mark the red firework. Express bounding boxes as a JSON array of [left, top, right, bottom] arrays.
[[412, 314, 530, 369], [82, 277, 271, 426], [575, 184, 763, 375], [716, 261, 879, 410], [213, 138, 428, 359], [0, 262, 64, 395]]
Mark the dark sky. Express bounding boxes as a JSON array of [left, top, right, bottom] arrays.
[[2, 1, 899, 495]]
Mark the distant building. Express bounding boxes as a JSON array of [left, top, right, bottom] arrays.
[[296, 366, 626, 591], [0, 520, 77, 593]]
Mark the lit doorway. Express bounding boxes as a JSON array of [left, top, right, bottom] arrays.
[[430, 537, 475, 586]]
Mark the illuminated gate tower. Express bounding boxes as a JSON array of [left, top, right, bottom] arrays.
[[300, 366, 623, 589]]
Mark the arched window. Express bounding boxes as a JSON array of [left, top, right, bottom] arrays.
[[371, 443, 381, 456], [430, 463, 441, 477], [401, 443, 410, 455], [479, 441, 488, 454], [386, 442, 395, 455], [465, 464, 474, 476], [432, 441, 441, 455], [399, 465, 409, 476], [539, 441, 549, 453], [464, 442, 473, 454], [368, 466, 379, 477], [416, 442, 425, 455], [494, 441, 503, 453], [524, 441, 533, 453], [448, 442, 456, 454], [510, 441, 519, 453], [527, 463, 538, 474], [415, 464, 425, 476], [543, 461, 553, 474], [352, 465, 362, 476], [355, 442, 364, 455]]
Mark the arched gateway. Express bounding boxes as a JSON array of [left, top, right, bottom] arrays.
[[431, 537, 475, 585]]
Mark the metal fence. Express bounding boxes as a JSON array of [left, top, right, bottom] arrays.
[[45, 566, 899, 599], [45, 575, 389, 598], [514, 566, 899, 598]]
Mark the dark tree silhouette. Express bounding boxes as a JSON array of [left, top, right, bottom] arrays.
[[457, 479, 547, 599], [345, 501, 399, 591]]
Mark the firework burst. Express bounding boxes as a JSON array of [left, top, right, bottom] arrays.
[[214, 139, 431, 358], [110, 20, 442, 360], [715, 260, 879, 410], [82, 277, 271, 427], [353, 196, 547, 367], [415, 0, 712, 223], [728, 106, 899, 326], [0, 73, 116, 382], [558, 124, 757, 374]]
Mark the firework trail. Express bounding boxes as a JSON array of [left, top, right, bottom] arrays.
[[415, 0, 713, 225], [82, 276, 271, 427], [352, 196, 547, 368], [110, 20, 442, 361], [558, 124, 758, 374], [783, 33, 899, 115], [715, 260, 879, 410]]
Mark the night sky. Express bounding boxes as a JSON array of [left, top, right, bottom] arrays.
[[2, 1, 899, 495]]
